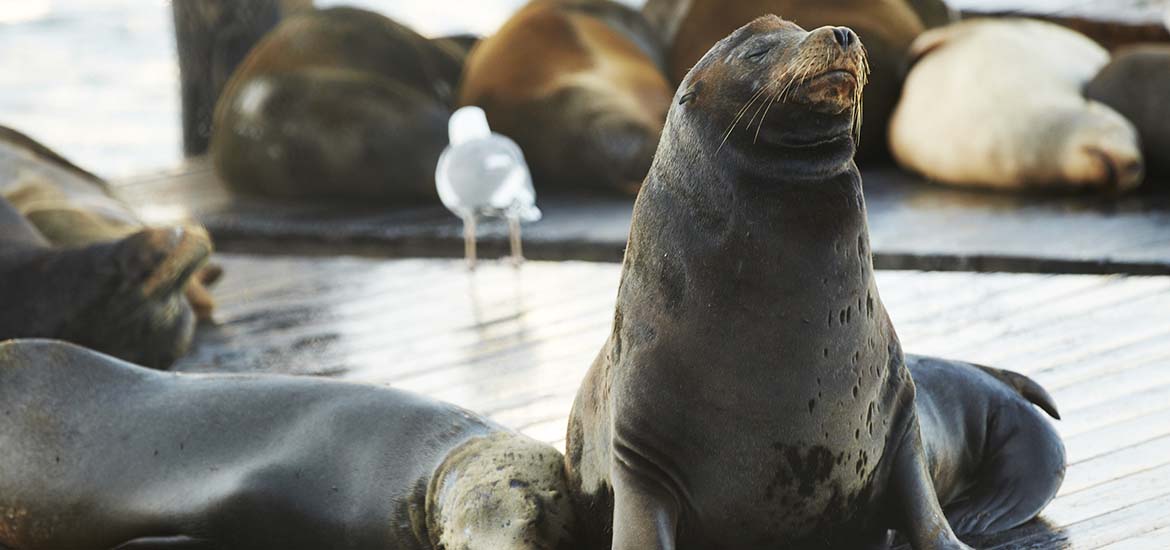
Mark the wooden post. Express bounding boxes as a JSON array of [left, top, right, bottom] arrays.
[[171, 0, 313, 157]]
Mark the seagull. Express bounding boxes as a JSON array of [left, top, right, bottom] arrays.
[[436, 106, 541, 270]]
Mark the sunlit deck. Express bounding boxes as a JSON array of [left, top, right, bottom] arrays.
[[176, 254, 1170, 549]]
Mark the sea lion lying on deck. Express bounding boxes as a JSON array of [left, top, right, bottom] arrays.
[[0, 125, 221, 320], [889, 19, 1144, 191], [211, 7, 464, 201], [0, 340, 577, 550], [564, 16, 1062, 549], [640, 0, 956, 160], [1086, 44, 1170, 178], [459, 0, 673, 195], [0, 200, 209, 369]]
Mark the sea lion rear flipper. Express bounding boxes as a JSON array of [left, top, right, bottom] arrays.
[[971, 364, 1061, 420], [111, 536, 217, 549]]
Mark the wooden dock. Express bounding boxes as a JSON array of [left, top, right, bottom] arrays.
[[176, 254, 1170, 549]]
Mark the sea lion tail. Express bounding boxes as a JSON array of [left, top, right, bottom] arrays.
[[972, 365, 1061, 420]]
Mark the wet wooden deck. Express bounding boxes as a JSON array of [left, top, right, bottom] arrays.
[[115, 160, 1170, 275], [177, 254, 1170, 549]]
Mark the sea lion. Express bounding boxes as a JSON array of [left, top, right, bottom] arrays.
[[0, 200, 209, 369], [640, 0, 956, 159], [909, 356, 1065, 537], [0, 125, 221, 321], [459, 0, 673, 195], [0, 340, 577, 550], [566, 16, 1014, 549], [889, 19, 1144, 191], [1086, 44, 1170, 178], [211, 7, 464, 201]]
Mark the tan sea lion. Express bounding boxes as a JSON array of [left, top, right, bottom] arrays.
[[0, 340, 578, 550], [564, 16, 1062, 549], [211, 7, 465, 201], [0, 125, 221, 320], [640, 0, 956, 159], [1086, 44, 1170, 178], [459, 0, 674, 195], [890, 19, 1144, 191]]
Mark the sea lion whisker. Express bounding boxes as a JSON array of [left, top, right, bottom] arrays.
[[718, 88, 769, 153]]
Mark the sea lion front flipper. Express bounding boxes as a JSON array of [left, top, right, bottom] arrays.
[[888, 425, 973, 550], [111, 536, 217, 549], [610, 462, 678, 550]]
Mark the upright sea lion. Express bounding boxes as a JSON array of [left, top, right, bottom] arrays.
[[889, 19, 1144, 191], [640, 0, 956, 159], [0, 200, 209, 369], [1086, 44, 1170, 178], [459, 0, 673, 195], [0, 340, 577, 550], [0, 125, 221, 321], [565, 16, 1061, 549], [211, 7, 464, 201]]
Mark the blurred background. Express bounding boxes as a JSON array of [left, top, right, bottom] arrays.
[[2, 0, 1164, 179], [0, 0, 637, 178]]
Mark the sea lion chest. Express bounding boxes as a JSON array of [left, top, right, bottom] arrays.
[[608, 174, 912, 546]]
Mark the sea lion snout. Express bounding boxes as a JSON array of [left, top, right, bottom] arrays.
[[785, 26, 867, 114]]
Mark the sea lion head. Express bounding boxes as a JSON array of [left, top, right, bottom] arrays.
[[669, 15, 869, 178], [59, 225, 211, 369], [429, 433, 576, 550], [1047, 101, 1144, 191]]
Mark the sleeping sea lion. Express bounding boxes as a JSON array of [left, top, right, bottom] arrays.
[[1085, 44, 1170, 178], [0, 340, 577, 550], [889, 19, 1144, 191], [459, 0, 674, 195], [0, 200, 209, 369], [565, 16, 1062, 549], [640, 0, 957, 160], [0, 125, 221, 320], [211, 7, 463, 201]]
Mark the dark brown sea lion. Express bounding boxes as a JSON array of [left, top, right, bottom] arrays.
[[641, 0, 955, 159], [211, 7, 464, 201], [1086, 44, 1170, 178], [0, 125, 222, 321], [564, 16, 1059, 549], [0, 340, 577, 550], [459, 0, 674, 195], [0, 200, 209, 369]]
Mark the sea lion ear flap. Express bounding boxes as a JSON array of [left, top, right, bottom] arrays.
[[114, 226, 212, 299]]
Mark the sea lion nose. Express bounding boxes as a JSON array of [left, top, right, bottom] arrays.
[[832, 27, 856, 49]]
